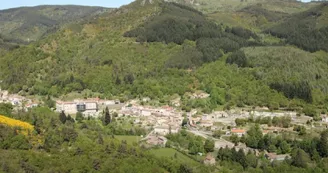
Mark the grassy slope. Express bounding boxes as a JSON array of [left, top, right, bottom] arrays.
[[115, 135, 140, 145], [150, 148, 200, 165]]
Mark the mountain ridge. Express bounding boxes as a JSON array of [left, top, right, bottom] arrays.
[[0, 5, 111, 44]]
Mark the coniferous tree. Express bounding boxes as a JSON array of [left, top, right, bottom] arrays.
[[318, 130, 328, 157], [103, 107, 111, 126], [59, 111, 67, 124]]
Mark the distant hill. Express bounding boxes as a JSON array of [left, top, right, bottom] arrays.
[[0, 5, 111, 44], [266, 2, 328, 52], [166, 0, 315, 13]]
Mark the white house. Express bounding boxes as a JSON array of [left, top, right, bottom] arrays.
[[56, 99, 98, 114], [85, 102, 98, 113], [141, 110, 152, 116], [56, 101, 77, 114]]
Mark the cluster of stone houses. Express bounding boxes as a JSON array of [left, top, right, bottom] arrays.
[[0, 90, 39, 110], [119, 104, 183, 135], [120, 105, 175, 117]]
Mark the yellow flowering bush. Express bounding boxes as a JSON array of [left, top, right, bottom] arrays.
[[0, 115, 34, 134]]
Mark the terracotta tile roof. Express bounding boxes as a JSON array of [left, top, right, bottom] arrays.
[[205, 154, 215, 160], [231, 129, 246, 133]]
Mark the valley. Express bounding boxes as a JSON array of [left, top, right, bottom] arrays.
[[1, 0, 328, 172]]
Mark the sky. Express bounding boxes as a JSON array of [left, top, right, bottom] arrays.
[[0, 0, 135, 10], [0, 0, 313, 10]]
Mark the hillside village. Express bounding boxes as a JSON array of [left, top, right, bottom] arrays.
[[3, 87, 328, 164], [53, 95, 328, 163]]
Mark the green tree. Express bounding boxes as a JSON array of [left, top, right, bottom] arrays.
[[235, 118, 247, 126], [204, 139, 215, 153], [226, 50, 248, 67], [318, 130, 328, 157], [246, 124, 263, 148], [188, 137, 204, 155], [279, 141, 291, 154], [0, 103, 13, 116], [268, 145, 277, 153], [213, 130, 222, 138], [237, 149, 247, 168], [62, 127, 78, 142], [246, 152, 257, 168], [44, 95, 55, 108], [179, 164, 193, 173], [230, 134, 239, 145], [291, 148, 310, 168], [76, 112, 84, 123], [182, 117, 188, 127]]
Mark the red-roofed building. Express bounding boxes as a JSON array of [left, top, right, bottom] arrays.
[[231, 129, 246, 137]]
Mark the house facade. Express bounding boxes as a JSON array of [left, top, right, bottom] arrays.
[[265, 153, 291, 162], [56, 99, 99, 115], [230, 129, 246, 137], [56, 101, 77, 114]]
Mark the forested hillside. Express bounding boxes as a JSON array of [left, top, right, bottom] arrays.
[[227, 47, 328, 112], [0, 0, 328, 111], [0, 5, 110, 44]]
